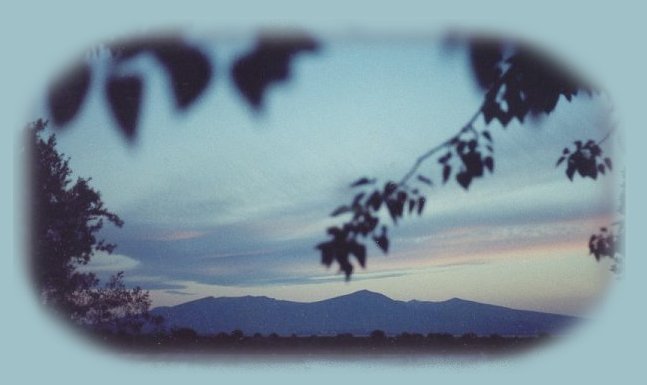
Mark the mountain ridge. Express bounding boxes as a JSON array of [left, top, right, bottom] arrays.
[[151, 290, 578, 336]]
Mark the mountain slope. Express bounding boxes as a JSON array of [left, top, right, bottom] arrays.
[[151, 290, 577, 336]]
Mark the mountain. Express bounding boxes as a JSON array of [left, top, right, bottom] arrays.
[[150, 290, 578, 336]]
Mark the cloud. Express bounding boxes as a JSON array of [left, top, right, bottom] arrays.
[[77, 251, 140, 272], [144, 230, 209, 242]]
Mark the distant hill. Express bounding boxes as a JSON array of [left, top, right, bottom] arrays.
[[150, 290, 578, 336]]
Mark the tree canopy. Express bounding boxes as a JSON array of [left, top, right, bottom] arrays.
[[27, 119, 155, 333]]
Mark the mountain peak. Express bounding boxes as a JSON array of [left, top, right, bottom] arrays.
[[354, 289, 382, 296], [345, 290, 392, 300]]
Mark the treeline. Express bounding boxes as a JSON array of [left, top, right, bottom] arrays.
[[88, 327, 555, 355]]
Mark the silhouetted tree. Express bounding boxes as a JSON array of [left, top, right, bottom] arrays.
[[171, 327, 199, 342], [370, 329, 386, 340], [230, 329, 245, 341], [27, 119, 153, 331]]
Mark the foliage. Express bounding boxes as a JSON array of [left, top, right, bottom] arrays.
[[47, 32, 318, 141], [588, 226, 623, 272], [27, 119, 154, 331], [556, 139, 612, 181], [316, 36, 614, 279], [232, 34, 319, 109], [43, 31, 620, 280]]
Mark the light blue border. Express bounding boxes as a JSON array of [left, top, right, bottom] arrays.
[[2, 1, 644, 383]]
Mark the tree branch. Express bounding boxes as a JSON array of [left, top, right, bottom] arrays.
[[398, 104, 484, 187]]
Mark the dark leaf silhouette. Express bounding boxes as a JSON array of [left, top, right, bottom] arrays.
[[319, 36, 604, 280], [373, 229, 389, 254], [604, 157, 613, 170], [598, 164, 606, 175], [51, 35, 213, 140], [558, 139, 611, 181], [566, 164, 576, 181], [408, 199, 416, 214], [469, 38, 504, 90], [348, 240, 367, 268], [366, 190, 382, 211], [417, 197, 426, 215], [471, 38, 594, 127], [417, 175, 433, 185], [316, 241, 335, 267], [483, 156, 494, 172], [232, 34, 319, 109], [48, 62, 91, 127], [330, 205, 351, 217], [350, 177, 375, 187], [383, 181, 398, 197], [588, 225, 621, 267], [442, 165, 451, 183], [106, 75, 143, 140], [456, 171, 472, 190], [150, 40, 213, 109], [461, 151, 484, 177], [438, 152, 452, 164], [352, 192, 366, 206]]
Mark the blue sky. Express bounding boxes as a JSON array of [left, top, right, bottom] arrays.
[[38, 34, 621, 316]]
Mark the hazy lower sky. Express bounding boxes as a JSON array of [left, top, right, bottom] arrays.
[[39, 34, 621, 316]]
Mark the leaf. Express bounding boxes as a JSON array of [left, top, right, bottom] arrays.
[[152, 41, 213, 109], [366, 191, 382, 211], [417, 197, 426, 215], [566, 164, 575, 181], [48, 62, 92, 127], [483, 156, 494, 172], [556, 156, 566, 167], [383, 182, 398, 196], [417, 175, 433, 185], [462, 151, 484, 177], [408, 199, 416, 214], [330, 205, 351, 217], [442, 165, 451, 184], [469, 38, 504, 90], [456, 171, 472, 190], [316, 241, 334, 267], [326, 226, 343, 237], [438, 152, 452, 164], [385, 199, 399, 224], [350, 177, 375, 187], [106, 75, 143, 140], [231, 34, 319, 109], [604, 157, 613, 170], [482, 130, 492, 142], [373, 234, 389, 254], [598, 164, 606, 175], [563, 147, 570, 155], [349, 241, 367, 268], [352, 192, 366, 206]]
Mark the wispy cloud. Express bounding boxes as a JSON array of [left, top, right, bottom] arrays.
[[143, 230, 209, 242], [77, 251, 140, 272]]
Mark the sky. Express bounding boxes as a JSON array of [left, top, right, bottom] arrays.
[[34, 34, 621, 317]]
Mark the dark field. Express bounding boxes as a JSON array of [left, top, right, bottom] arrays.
[[88, 330, 558, 358]]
